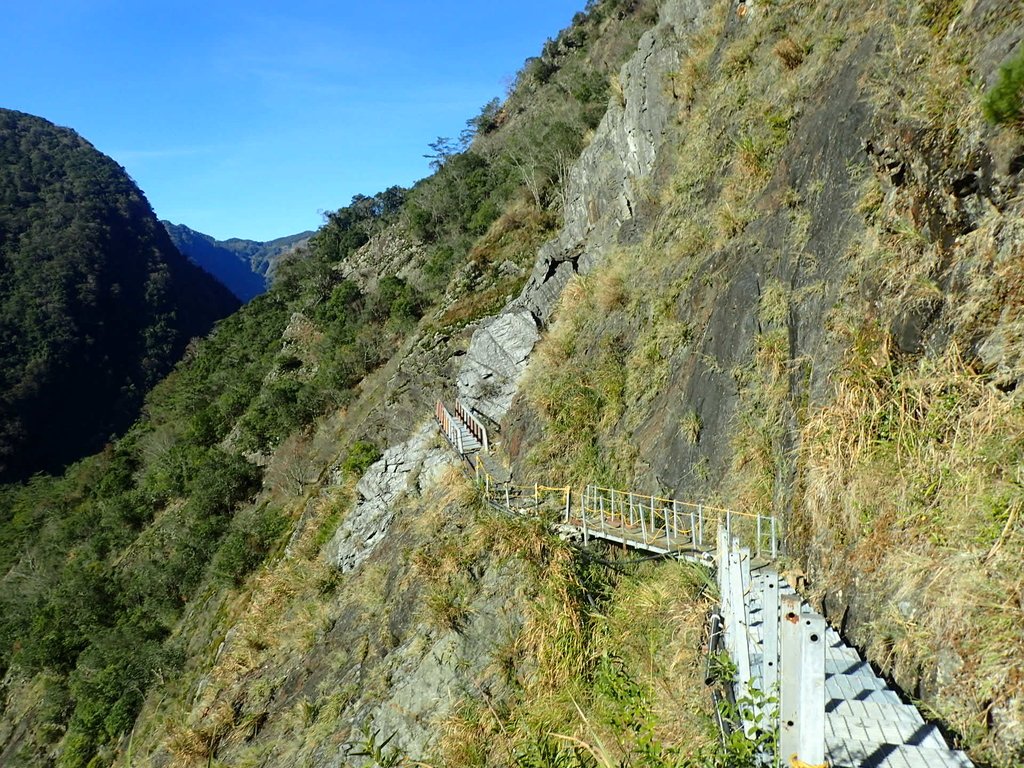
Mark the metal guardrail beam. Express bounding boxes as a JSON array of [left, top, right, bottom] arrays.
[[729, 545, 752, 715], [761, 573, 780, 698], [780, 596, 826, 766]]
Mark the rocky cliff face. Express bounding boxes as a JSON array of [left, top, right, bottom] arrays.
[[457, 1, 710, 427], [502, 1, 1024, 764], [520, 0, 708, 323]]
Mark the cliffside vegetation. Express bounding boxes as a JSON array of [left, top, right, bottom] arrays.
[[2, 0, 1022, 767], [0, 3, 663, 766], [0, 109, 240, 481], [512, 1, 1024, 765]]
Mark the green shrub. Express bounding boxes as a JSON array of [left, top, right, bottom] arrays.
[[213, 503, 290, 585], [372, 276, 425, 325], [60, 632, 176, 768], [317, 279, 363, 326], [343, 440, 382, 477], [983, 46, 1024, 127]]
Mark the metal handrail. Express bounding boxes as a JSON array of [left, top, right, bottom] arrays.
[[588, 485, 756, 519], [581, 485, 778, 559], [434, 400, 464, 454], [436, 402, 778, 559], [455, 399, 489, 452]]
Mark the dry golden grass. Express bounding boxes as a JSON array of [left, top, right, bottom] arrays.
[[438, 699, 509, 767], [772, 37, 805, 69], [557, 272, 595, 320], [593, 265, 629, 311], [798, 335, 1024, 763], [519, 545, 590, 694], [681, 409, 703, 444], [438, 551, 718, 767], [609, 72, 626, 107]]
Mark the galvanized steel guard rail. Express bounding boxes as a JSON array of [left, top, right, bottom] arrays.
[[716, 531, 826, 766]]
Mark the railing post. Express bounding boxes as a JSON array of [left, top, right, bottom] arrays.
[[780, 594, 801, 762], [664, 504, 671, 549], [689, 505, 696, 547], [729, 545, 752, 714], [757, 515, 763, 559], [780, 597, 825, 767], [771, 517, 778, 559], [534, 483, 539, 510], [761, 573, 780, 700], [718, 526, 731, 655], [582, 487, 590, 544], [564, 488, 571, 523]]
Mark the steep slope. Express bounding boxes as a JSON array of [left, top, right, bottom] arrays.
[[501, 1, 1024, 764], [2, 1, 1022, 768], [162, 221, 313, 301], [0, 5, 663, 767], [0, 109, 239, 481]]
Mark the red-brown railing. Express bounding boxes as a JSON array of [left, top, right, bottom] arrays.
[[434, 400, 464, 453], [454, 399, 489, 452]]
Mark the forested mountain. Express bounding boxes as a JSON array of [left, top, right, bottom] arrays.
[[0, 2, 1022, 768], [162, 222, 312, 301], [0, 109, 239, 481]]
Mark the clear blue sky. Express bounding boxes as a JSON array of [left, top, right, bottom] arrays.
[[1, 1, 586, 241]]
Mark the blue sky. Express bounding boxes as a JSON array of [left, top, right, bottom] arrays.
[[2, 1, 586, 241]]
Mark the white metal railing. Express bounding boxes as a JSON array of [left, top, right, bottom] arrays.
[[435, 399, 489, 456], [434, 401, 464, 454], [455, 399, 489, 452], [571, 485, 778, 558]]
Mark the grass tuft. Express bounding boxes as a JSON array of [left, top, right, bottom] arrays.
[[772, 37, 805, 70]]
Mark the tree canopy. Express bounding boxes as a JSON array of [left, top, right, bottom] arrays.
[[0, 109, 239, 480]]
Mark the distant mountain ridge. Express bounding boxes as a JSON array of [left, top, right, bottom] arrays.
[[162, 221, 312, 301], [0, 108, 240, 480]]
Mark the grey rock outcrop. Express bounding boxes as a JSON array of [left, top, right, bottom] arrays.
[[456, 0, 708, 423], [325, 423, 453, 572], [518, 0, 709, 323], [336, 230, 427, 292], [456, 308, 541, 425], [351, 562, 528, 763]]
